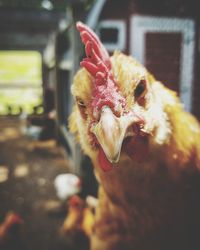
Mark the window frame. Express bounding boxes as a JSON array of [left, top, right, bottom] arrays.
[[97, 20, 126, 52]]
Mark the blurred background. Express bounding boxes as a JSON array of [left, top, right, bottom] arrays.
[[0, 0, 199, 249]]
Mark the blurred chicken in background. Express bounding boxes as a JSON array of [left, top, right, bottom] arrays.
[[59, 195, 95, 250], [61, 195, 95, 237], [0, 212, 24, 250], [54, 174, 82, 202]]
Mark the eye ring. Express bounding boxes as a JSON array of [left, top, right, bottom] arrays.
[[76, 98, 86, 108], [134, 79, 147, 99], [76, 97, 88, 120]]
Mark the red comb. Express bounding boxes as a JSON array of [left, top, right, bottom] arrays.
[[76, 21, 111, 78], [76, 22, 126, 116]]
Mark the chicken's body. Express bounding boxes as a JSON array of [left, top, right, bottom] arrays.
[[69, 22, 200, 250], [92, 109, 200, 250]]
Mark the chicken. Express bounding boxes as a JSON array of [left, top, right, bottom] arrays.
[[60, 195, 95, 250], [69, 22, 200, 250], [54, 173, 82, 201], [0, 212, 24, 250], [61, 195, 95, 237]]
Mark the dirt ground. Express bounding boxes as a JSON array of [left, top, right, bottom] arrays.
[[0, 116, 89, 250]]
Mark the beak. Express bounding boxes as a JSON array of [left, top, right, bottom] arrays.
[[91, 106, 141, 163]]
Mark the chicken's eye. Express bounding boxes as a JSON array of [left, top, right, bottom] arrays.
[[77, 98, 86, 108], [76, 98, 87, 119], [134, 79, 147, 99]]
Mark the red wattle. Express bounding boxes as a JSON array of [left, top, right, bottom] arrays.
[[124, 135, 149, 162], [98, 148, 113, 172]]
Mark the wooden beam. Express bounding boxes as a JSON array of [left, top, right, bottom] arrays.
[[0, 32, 52, 50], [0, 8, 66, 29], [0, 83, 41, 89]]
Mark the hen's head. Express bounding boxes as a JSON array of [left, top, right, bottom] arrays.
[[70, 22, 171, 171]]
